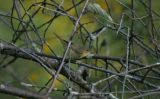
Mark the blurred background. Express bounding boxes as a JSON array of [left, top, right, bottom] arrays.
[[0, 0, 160, 98]]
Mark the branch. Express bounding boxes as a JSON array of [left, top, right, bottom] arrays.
[[0, 84, 48, 99], [0, 42, 159, 92]]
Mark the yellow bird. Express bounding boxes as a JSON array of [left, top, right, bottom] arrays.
[[54, 33, 94, 59]]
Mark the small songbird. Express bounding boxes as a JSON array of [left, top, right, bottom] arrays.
[[80, 49, 94, 58], [54, 33, 94, 59]]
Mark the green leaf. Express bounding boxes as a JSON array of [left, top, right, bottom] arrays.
[[87, 3, 113, 24]]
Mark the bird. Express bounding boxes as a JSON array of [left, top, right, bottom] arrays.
[[53, 33, 94, 59]]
